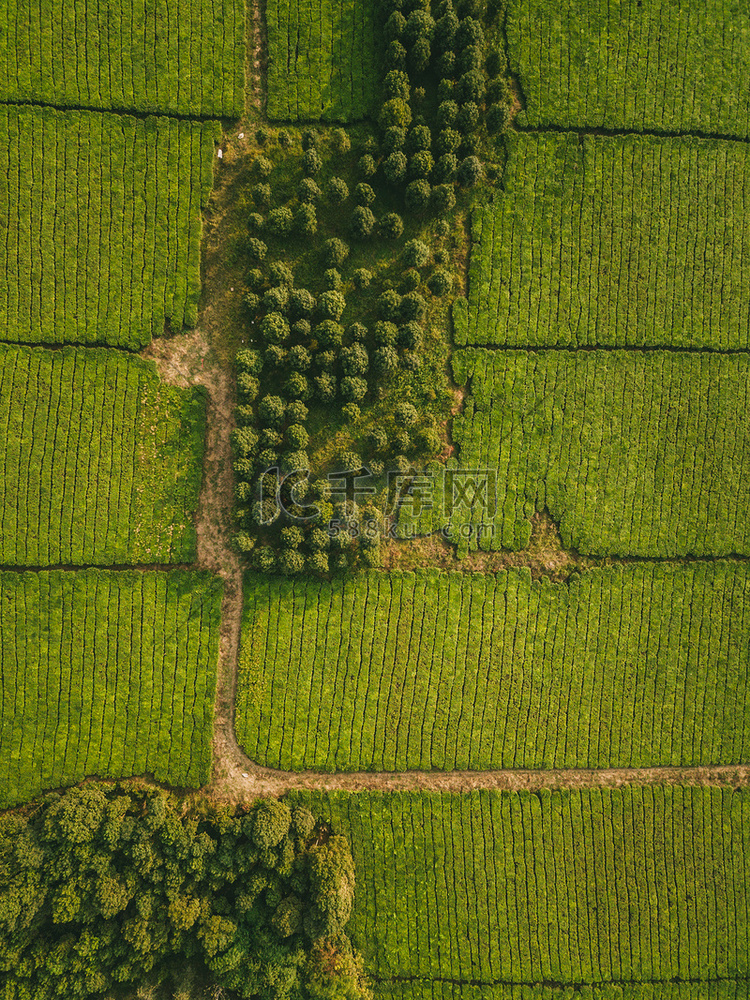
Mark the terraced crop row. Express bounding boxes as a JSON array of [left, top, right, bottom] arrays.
[[0, 345, 206, 566], [0, 0, 245, 116], [506, 0, 750, 135], [0, 569, 222, 808], [376, 985, 750, 1000], [296, 788, 750, 984], [266, 0, 381, 121], [0, 106, 219, 348], [456, 133, 750, 349], [401, 349, 750, 556], [236, 563, 750, 772]]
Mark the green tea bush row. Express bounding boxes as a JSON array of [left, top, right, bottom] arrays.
[[0, 569, 222, 808], [0, 0, 244, 116], [0, 345, 206, 565], [297, 787, 750, 984], [402, 348, 750, 557], [236, 563, 750, 771], [507, 0, 750, 135], [0, 106, 219, 348], [457, 133, 750, 348], [0, 784, 368, 1000], [266, 0, 382, 121]]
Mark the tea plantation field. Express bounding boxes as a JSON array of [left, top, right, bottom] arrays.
[[0, 569, 222, 808], [455, 133, 750, 349], [266, 0, 382, 121], [0, 346, 206, 566], [237, 563, 750, 772], [506, 0, 750, 135], [0, 0, 245, 116], [298, 788, 750, 984], [0, 107, 219, 348]]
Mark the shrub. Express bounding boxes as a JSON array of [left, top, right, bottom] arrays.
[[257, 448, 279, 468], [379, 98, 412, 130], [403, 8, 435, 42], [286, 400, 308, 423], [405, 179, 431, 211], [234, 531, 255, 553], [456, 101, 480, 134], [456, 15, 484, 47], [435, 9, 459, 49], [252, 546, 277, 571], [318, 290, 346, 321], [341, 344, 369, 376], [436, 100, 459, 128], [430, 183, 456, 213], [281, 526, 304, 549], [260, 311, 290, 344], [278, 128, 291, 147], [372, 346, 399, 374], [392, 429, 412, 453], [348, 322, 368, 342], [298, 177, 322, 203], [342, 402, 361, 422], [291, 321, 310, 345], [409, 150, 434, 179], [243, 291, 260, 312], [278, 548, 305, 575], [236, 348, 263, 375], [385, 39, 407, 69], [248, 211, 264, 232], [258, 395, 286, 425], [457, 155, 483, 187], [461, 132, 480, 155], [255, 155, 273, 179], [340, 376, 367, 402], [433, 246, 450, 265], [302, 128, 318, 149], [316, 350, 336, 370], [260, 426, 283, 448], [308, 528, 330, 551], [350, 206, 376, 240], [395, 401, 419, 426], [314, 374, 337, 401], [287, 345, 311, 371], [231, 425, 259, 457], [378, 212, 404, 242], [323, 268, 342, 290], [266, 207, 294, 236], [409, 36, 431, 73], [400, 291, 427, 321], [247, 238, 268, 261], [456, 69, 484, 104], [378, 289, 403, 320], [382, 126, 407, 153], [264, 344, 286, 368], [417, 426, 442, 453], [402, 349, 421, 370], [354, 183, 376, 206], [246, 267, 265, 289], [332, 128, 351, 153], [236, 372, 260, 402], [487, 103, 511, 133], [269, 261, 294, 287], [398, 320, 423, 350], [252, 182, 271, 206], [314, 320, 344, 348], [427, 268, 453, 295], [373, 321, 398, 346], [281, 448, 309, 472], [385, 9, 407, 40], [294, 202, 318, 235], [404, 239, 430, 267], [352, 269, 372, 290], [369, 426, 389, 452], [327, 176, 349, 205], [392, 453, 411, 474], [303, 148, 322, 176], [289, 288, 316, 318], [457, 44, 483, 74], [262, 285, 289, 312], [358, 154, 377, 179], [383, 69, 410, 101], [436, 127, 462, 155], [438, 65, 456, 94], [324, 238, 349, 267], [383, 151, 408, 184], [307, 550, 330, 575], [434, 218, 450, 239], [434, 152, 458, 182], [401, 268, 421, 292], [285, 371, 310, 400]]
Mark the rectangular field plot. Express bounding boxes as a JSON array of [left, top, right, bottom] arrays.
[[0, 346, 206, 565], [235, 564, 750, 772], [456, 133, 750, 349], [0, 0, 245, 117], [297, 788, 750, 985], [266, 0, 381, 121], [506, 0, 750, 135], [0, 107, 219, 348], [403, 349, 750, 557], [0, 569, 222, 808], [376, 985, 750, 1000]]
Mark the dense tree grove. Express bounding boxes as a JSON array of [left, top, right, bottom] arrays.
[[0, 783, 369, 1000]]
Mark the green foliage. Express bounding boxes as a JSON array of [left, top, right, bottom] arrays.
[[297, 787, 750, 984], [0, 107, 219, 347], [324, 238, 350, 267], [327, 176, 350, 205], [350, 206, 377, 240], [0, 570, 222, 807], [0, 346, 205, 564], [508, 0, 750, 135], [0, 786, 368, 1000], [0, 0, 245, 116]]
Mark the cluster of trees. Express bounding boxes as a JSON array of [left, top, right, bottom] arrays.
[[0, 783, 370, 1000]]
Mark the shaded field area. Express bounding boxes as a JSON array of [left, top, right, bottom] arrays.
[[0, 569, 223, 807]]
